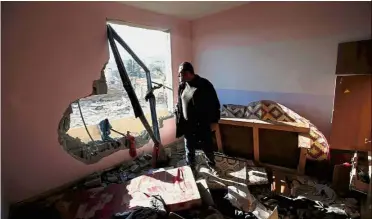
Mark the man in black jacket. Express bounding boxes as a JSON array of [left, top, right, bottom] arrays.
[[175, 62, 221, 168]]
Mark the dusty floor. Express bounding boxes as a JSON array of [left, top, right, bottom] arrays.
[[9, 141, 368, 219]]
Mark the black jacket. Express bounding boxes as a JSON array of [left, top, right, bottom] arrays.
[[175, 75, 220, 138]]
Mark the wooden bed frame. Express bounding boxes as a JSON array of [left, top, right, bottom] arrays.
[[212, 118, 311, 174]]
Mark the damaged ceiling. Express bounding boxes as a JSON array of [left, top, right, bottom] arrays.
[[121, 1, 249, 20]]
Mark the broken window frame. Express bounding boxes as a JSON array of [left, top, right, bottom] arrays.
[[106, 24, 161, 147]]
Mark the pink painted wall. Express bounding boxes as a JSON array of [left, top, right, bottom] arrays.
[[1, 2, 191, 203], [191, 2, 371, 137]]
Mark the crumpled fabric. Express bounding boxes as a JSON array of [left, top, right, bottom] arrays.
[[113, 195, 167, 219], [112, 207, 158, 219]]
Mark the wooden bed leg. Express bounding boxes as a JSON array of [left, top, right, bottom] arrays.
[[297, 148, 307, 175], [253, 127, 260, 162], [212, 123, 223, 152]]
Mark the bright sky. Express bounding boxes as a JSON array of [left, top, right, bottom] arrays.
[[108, 23, 170, 62]]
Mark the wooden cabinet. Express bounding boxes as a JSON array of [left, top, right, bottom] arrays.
[[330, 75, 371, 151], [336, 40, 372, 75]]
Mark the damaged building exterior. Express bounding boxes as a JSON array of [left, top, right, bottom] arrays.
[[1, 1, 371, 219]]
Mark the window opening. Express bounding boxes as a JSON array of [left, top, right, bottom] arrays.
[[58, 22, 172, 164]]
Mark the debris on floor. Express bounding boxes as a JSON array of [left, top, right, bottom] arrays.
[[9, 141, 367, 219], [225, 185, 256, 212], [75, 153, 154, 189], [126, 166, 202, 212], [196, 179, 214, 206], [194, 151, 269, 189]]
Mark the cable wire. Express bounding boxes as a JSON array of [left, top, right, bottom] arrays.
[[77, 100, 95, 144]]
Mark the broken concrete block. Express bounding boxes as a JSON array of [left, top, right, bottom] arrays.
[[165, 147, 172, 157], [226, 185, 256, 212], [143, 153, 152, 160], [107, 175, 118, 183], [177, 159, 187, 167], [247, 167, 269, 185], [127, 173, 137, 180], [120, 160, 135, 171], [85, 173, 100, 181], [138, 159, 150, 168], [168, 212, 186, 219], [119, 172, 129, 182], [130, 164, 140, 173], [252, 204, 278, 219], [125, 166, 201, 212], [197, 179, 214, 206], [147, 166, 174, 175], [84, 178, 102, 188]]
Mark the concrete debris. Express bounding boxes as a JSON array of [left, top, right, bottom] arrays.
[[224, 185, 278, 219], [258, 194, 357, 219], [84, 177, 102, 189], [127, 166, 202, 212], [137, 156, 150, 168], [147, 166, 175, 175], [168, 212, 186, 219], [176, 159, 187, 167], [247, 168, 269, 185], [291, 177, 338, 205], [165, 147, 172, 157], [143, 153, 152, 160], [10, 141, 365, 219], [226, 185, 256, 212], [138, 156, 147, 162], [130, 164, 140, 172], [196, 179, 214, 206], [127, 173, 137, 179], [202, 207, 224, 219], [106, 175, 119, 183], [120, 160, 135, 170], [252, 204, 278, 219], [79, 153, 155, 188]]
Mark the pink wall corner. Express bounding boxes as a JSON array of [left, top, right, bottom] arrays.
[[191, 1, 371, 137], [1, 2, 191, 203]]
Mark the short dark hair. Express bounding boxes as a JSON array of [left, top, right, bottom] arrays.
[[179, 62, 194, 74]]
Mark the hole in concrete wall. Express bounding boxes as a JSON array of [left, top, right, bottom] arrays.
[[58, 23, 173, 164]]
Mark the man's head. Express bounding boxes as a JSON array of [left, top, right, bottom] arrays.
[[178, 62, 195, 82]]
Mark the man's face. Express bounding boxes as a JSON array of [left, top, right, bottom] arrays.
[[178, 65, 193, 82], [178, 70, 186, 82], [178, 65, 189, 82]]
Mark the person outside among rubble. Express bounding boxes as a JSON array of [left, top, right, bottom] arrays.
[[175, 62, 221, 169]]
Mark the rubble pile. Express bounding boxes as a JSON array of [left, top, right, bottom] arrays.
[[9, 142, 366, 219], [78, 153, 154, 189]]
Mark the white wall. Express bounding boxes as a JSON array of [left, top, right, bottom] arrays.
[[192, 1, 371, 136]]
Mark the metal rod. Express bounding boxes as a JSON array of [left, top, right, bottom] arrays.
[[107, 25, 143, 118], [110, 128, 126, 136], [107, 25, 159, 145], [152, 81, 173, 91], [109, 25, 161, 143]]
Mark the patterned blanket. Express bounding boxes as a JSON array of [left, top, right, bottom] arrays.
[[220, 100, 329, 161], [195, 151, 269, 189]]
